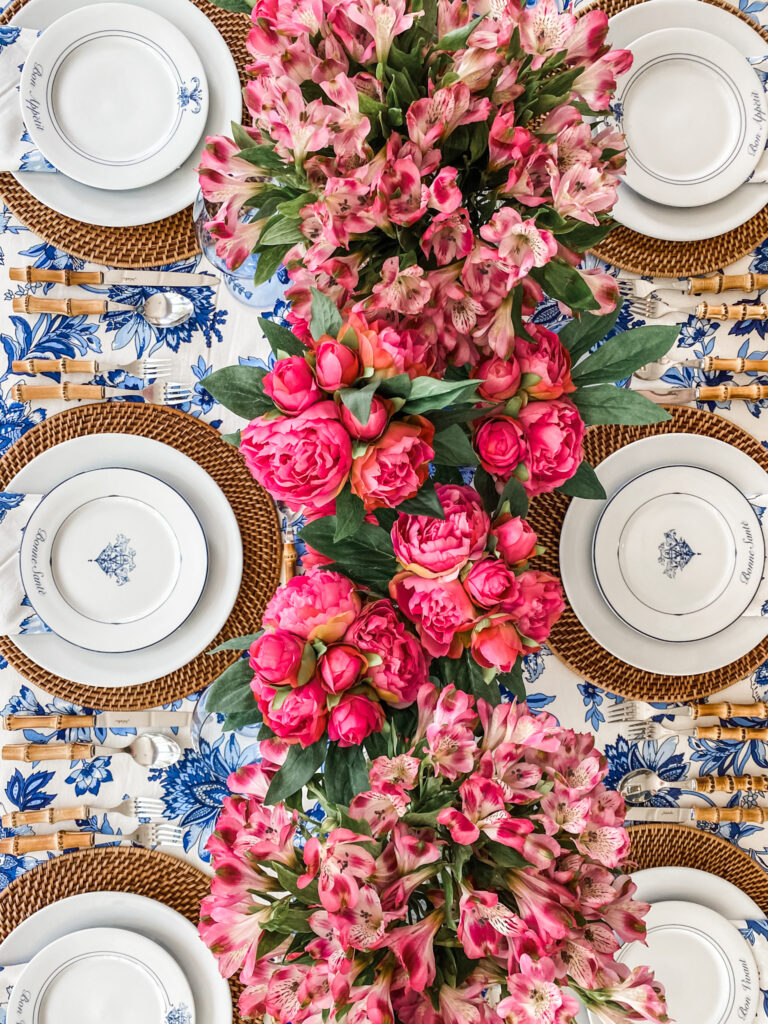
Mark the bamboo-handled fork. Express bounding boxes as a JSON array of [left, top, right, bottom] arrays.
[[1, 796, 165, 828], [608, 700, 768, 723], [629, 297, 768, 320], [11, 380, 192, 406], [0, 823, 184, 854], [627, 722, 768, 743], [620, 274, 768, 298], [11, 356, 169, 378]]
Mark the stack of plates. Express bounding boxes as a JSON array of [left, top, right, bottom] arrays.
[[0, 893, 232, 1022], [607, 0, 768, 241], [10, 433, 243, 687], [10, 0, 242, 227], [560, 433, 768, 675]]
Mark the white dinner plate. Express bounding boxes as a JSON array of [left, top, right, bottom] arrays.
[[592, 466, 764, 642], [19, 468, 208, 654], [20, 3, 209, 191], [631, 865, 762, 918], [8, 926, 194, 1024], [607, 0, 768, 240], [10, 0, 240, 226], [6, 434, 242, 686], [0, 893, 231, 1023], [614, 28, 767, 208], [559, 432, 768, 675]]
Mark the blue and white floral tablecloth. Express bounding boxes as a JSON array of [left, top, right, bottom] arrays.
[[4, 0, 768, 893]]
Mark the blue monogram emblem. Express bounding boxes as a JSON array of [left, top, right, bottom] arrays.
[[90, 533, 136, 586], [178, 77, 203, 114], [657, 529, 699, 579], [165, 1006, 192, 1024]]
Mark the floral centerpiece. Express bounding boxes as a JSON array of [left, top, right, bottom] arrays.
[[200, 685, 668, 1024]]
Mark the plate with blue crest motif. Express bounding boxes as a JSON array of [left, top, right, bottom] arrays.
[[592, 465, 764, 643], [6, 926, 194, 1024], [19, 2, 208, 191], [19, 467, 208, 654]]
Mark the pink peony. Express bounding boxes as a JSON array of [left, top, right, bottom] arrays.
[[473, 414, 528, 482], [518, 398, 585, 496], [345, 598, 430, 706], [471, 355, 522, 402], [492, 513, 538, 566], [391, 483, 489, 579], [318, 643, 368, 694], [510, 570, 566, 647], [389, 573, 475, 658], [240, 401, 352, 516], [314, 338, 361, 391], [263, 572, 362, 643], [338, 394, 391, 441], [253, 677, 328, 747], [350, 416, 435, 511], [263, 355, 320, 415], [249, 630, 307, 688], [471, 618, 524, 672], [328, 692, 385, 746], [515, 324, 575, 400], [465, 558, 519, 609]]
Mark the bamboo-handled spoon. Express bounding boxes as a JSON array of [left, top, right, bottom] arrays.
[[0, 732, 181, 768], [619, 768, 768, 803]]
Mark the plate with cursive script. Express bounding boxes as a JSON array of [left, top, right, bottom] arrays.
[[592, 465, 765, 642], [19, 2, 208, 191]]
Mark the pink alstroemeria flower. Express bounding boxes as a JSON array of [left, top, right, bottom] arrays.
[[371, 257, 433, 314], [298, 828, 377, 911], [420, 209, 474, 265], [480, 208, 558, 280], [346, 0, 421, 64], [437, 777, 535, 846], [384, 909, 443, 991], [368, 754, 421, 790], [498, 954, 580, 1024], [349, 783, 410, 836], [457, 886, 527, 960]]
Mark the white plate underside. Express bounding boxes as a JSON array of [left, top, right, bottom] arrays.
[[607, 0, 768, 241], [6, 433, 243, 686], [559, 432, 768, 674], [0, 893, 231, 1024], [9, 0, 241, 226]]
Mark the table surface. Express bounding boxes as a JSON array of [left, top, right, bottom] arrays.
[[3, 0, 768, 894]]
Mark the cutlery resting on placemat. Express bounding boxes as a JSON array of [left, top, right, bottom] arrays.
[[626, 806, 768, 825], [2, 710, 193, 730]]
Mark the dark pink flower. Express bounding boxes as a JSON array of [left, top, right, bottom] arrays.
[[518, 398, 585, 496], [263, 355, 320, 414], [346, 599, 429, 707], [391, 483, 489, 579], [389, 573, 475, 658], [491, 514, 538, 566], [328, 692, 386, 746], [318, 643, 368, 694], [249, 630, 308, 688], [471, 355, 522, 402], [253, 677, 328, 747], [314, 338, 361, 391], [515, 324, 574, 400], [473, 414, 528, 482], [465, 558, 519, 609]]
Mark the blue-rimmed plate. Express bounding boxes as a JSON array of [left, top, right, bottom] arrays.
[[20, 2, 208, 191]]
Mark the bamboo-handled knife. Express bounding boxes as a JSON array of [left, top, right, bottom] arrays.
[[9, 267, 216, 288], [638, 384, 768, 406], [625, 805, 768, 825], [2, 711, 193, 731]]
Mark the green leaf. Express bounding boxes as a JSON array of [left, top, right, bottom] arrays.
[[556, 460, 606, 499], [572, 385, 672, 425], [483, 839, 528, 869], [357, 91, 388, 116], [496, 659, 525, 701], [310, 288, 343, 341], [401, 377, 481, 415], [252, 245, 289, 287], [334, 486, 366, 542], [258, 316, 306, 359], [572, 325, 679, 387], [435, 13, 485, 50], [208, 632, 263, 653], [378, 373, 412, 400], [231, 122, 254, 151], [373, 507, 398, 532], [325, 744, 370, 805], [555, 219, 615, 251], [259, 218, 305, 247], [497, 476, 528, 518], [453, 650, 501, 707], [432, 424, 478, 467], [530, 262, 599, 312], [473, 465, 499, 517], [256, 929, 289, 962], [205, 659, 257, 714], [207, 0, 252, 15], [277, 192, 314, 218], [299, 519, 398, 590], [340, 378, 380, 425], [221, 429, 241, 447], [558, 307, 621, 364], [203, 365, 273, 420], [223, 708, 263, 731], [397, 478, 446, 519], [265, 737, 328, 804], [429, 405, 491, 431]]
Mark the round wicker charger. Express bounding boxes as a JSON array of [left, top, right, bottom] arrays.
[[0, 0, 250, 268], [0, 403, 281, 711], [580, 0, 768, 276], [527, 406, 768, 701], [0, 847, 245, 1022], [629, 825, 768, 910]]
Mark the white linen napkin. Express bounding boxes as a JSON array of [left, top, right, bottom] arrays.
[[0, 25, 55, 173], [736, 920, 768, 1021], [0, 492, 49, 636]]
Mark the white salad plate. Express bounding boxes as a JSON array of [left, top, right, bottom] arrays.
[[19, 468, 208, 654], [0, 894, 232, 1022], [606, 0, 768, 240], [20, 3, 209, 191], [6, 926, 194, 1024], [613, 28, 767, 208], [592, 465, 764, 643], [10, 0, 241, 226], [6, 434, 242, 687], [559, 433, 768, 675]]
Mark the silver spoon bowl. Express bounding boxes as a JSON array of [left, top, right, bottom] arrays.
[[125, 731, 182, 769], [138, 291, 194, 328], [618, 768, 668, 804]]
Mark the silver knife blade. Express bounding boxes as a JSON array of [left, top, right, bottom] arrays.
[[635, 387, 696, 407], [100, 269, 217, 288], [97, 711, 193, 729], [623, 806, 694, 823]]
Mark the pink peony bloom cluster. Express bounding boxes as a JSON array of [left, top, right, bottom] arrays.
[[389, 483, 565, 668], [249, 571, 430, 746], [200, 687, 667, 1024], [197, 0, 629, 370]]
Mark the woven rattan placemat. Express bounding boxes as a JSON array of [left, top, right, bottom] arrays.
[[527, 406, 768, 701], [0, 847, 244, 1022], [629, 824, 768, 910], [0, 403, 281, 710], [0, 0, 249, 267], [580, 0, 768, 276]]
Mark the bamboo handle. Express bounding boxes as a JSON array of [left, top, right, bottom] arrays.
[[696, 384, 768, 401], [692, 274, 768, 294], [692, 702, 768, 720], [695, 806, 768, 824], [703, 357, 768, 372], [1, 742, 94, 762], [695, 726, 768, 741], [695, 302, 768, 321], [1, 805, 89, 827], [9, 268, 103, 285], [12, 383, 106, 401], [282, 541, 298, 582], [693, 775, 768, 793], [3, 713, 97, 730], [12, 296, 107, 316], [11, 358, 97, 374], [0, 832, 95, 854]]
